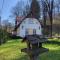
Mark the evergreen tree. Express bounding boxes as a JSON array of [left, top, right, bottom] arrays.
[[30, 0, 40, 19]]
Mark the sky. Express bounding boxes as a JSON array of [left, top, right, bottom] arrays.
[[0, 0, 29, 21], [0, 0, 58, 23]]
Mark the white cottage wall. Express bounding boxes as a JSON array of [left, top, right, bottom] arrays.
[[17, 18, 42, 38]]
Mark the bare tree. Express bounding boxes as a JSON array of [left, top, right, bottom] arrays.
[[57, 0, 60, 15], [11, 1, 30, 29], [43, 0, 54, 37], [12, 1, 23, 28], [41, 0, 48, 36], [23, 2, 30, 16], [48, 0, 54, 37]]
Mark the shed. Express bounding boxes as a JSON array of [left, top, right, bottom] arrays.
[[15, 18, 42, 38]]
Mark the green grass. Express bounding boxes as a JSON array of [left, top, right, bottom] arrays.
[[0, 39, 60, 60]]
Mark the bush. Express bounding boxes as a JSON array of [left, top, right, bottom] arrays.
[[0, 28, 9, 45]]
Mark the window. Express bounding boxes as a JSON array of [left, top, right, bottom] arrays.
[[39, 26, 40, 29], [36, 22, 38, 24], [33, 29, 36, 35], [25, 29, 29, 35], [24, 21, 25, 23], [22, 26, 24, 29]]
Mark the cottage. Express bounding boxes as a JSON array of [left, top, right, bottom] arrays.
[[15, 18, 42, 38]]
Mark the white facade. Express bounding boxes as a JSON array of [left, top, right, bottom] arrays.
[[17, 18, 42, 38]]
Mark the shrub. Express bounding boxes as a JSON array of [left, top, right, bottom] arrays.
[[0, 28, 9, 45]]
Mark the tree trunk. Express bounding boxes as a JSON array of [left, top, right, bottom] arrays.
[[49, 11, 53, 37]]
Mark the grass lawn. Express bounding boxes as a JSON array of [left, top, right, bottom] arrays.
[[0, 39, 60, 60]]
